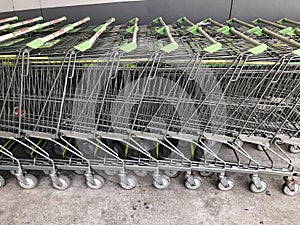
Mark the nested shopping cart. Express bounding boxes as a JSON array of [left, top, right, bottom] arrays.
[[0, 15, 300, 195]]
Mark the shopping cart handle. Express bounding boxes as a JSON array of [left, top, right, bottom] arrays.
[[220, 26, 267, 54], [74, 17, 115, 52], [226, 18, 255, 29], [0, 16, 18, 25], [277, 18, 300, 27], [176, 17, 187, 24], [27, 17, 90, 49], [186, 24, 222, 53], [153, 17, 179, 53], [176, 17, 194, 26], [261, 28, 300, 56], [247, 26, 294, 37], [128, 17, 138, 25], [120, 18, 139, 53], [252, 18, 286, 29], [201, 18, 223, 27]]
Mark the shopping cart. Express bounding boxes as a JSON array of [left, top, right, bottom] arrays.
[[0, 15, 300, 195]]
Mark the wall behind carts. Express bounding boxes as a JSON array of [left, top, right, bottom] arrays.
[[0, 0, 299, 24]]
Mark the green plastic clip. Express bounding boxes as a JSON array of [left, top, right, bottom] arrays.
[[176, 17, 186, 24], [252, 18, 260, 25], [128, 18, 137, 25], [247, 26, 263, 36], [152, 17, 160, 24], [286, 29, 297, 36], [26, 38, 46, 49], [93, 24, 104, 32], [120, 41, 137, 53], [226, 18, 235, 24], [126, 25, 137, 34], [279, 27, 293, 35], [186, 25, 199, 35], [155, 26, 166, 35], [74, 40, 93, 52], [248, 44, 267, 55], [216, 26, 231, 35], [161, 42, 178, 53], [201, 18, 211, 24], [292, 49, 300, 57], [4, 24, 13, 32], [277, 18, 286, 24], [204, 42, 222, 54]]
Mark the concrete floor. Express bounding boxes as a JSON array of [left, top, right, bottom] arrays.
[[0, 148, 300, 225]]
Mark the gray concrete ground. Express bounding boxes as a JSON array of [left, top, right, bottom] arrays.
[[0, 146, 300, 225]]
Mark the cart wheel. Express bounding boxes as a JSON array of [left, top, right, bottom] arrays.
[[185, 176, 202, 190], [86, 175, 104, 190], [153, 175, 171, 190], [120, 175, 137, 190], [104, 170, 119, 176], [0, 175, 5, 188], [199, 171, 214, 177], [133, 170, 148, 177], [282, 183, 300, 196], [19, 174, 38, 190], [53, 175, 71, 191], [164, 170, 179, 178], [249, 179, 268, 193], [288, 145, 300, 154], [74, 170, 85, 175], [217, 178, 234, 191]]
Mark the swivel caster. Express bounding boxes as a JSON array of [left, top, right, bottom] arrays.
[[288, 145, 300, 154], [18, 174, 38, 190], [249, 179, 268, 193], [119, 175, 137, 190], [153, 175, 171, 190], [282, 177, 300, 196], [217, 178, 234, 191], [282, 183, 300, 196], [217, 174, 234, 191], [52, 175, 71, 191], [86, 175, 104, 190], [185, 175, 202, 190], [0, 175, 5, 188]]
